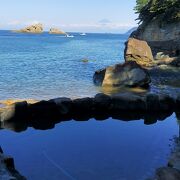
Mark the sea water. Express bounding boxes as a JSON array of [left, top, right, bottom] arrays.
[[0, 31, 125, 100]]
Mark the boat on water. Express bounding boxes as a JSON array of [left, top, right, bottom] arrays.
[[80, 33, 86, 36], [65, 34, 74, 38]]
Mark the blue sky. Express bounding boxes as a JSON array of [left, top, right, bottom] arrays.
[[0, 0, 138, 33]]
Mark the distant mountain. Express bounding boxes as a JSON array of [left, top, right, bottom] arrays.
[[125, 27, 137, 35]]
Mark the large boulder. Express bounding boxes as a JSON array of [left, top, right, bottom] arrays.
[[48, 97, 73, 118], [49, 28, 67, 35], [16, 23, 43, 33], [124, 38, 154, 67], [93, 61, 151, 88]]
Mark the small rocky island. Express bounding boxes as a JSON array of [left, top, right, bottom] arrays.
[[15, 24, 68, 35], [15, 23, 43, 33], [49, 28, 67, 35]]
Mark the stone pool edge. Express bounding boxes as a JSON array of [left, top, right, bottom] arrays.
[[0, 92, 180, 180]]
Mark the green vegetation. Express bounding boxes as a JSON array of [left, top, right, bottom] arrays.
[[135, 0, 180, 24], [134, 0, 149, 13]]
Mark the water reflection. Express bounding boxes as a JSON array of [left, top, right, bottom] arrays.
[[0, 110, 176, 133], [0, 112, 179, 180], [100, 86, 148, 96]]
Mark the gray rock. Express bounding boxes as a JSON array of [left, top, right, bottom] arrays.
[[49, 97, 72, 116], [93, 68, 106, 86], [94, 93, 111, 111], [28, 100, 58, 120], [73, 98, 94, 112], [110, 92, 146, 111], [168, 151, 180, 170], [93, 61, 151, 88], [72, 98, 94, 119], [155, 167, 180, 180], [0, 151, 25, 179]]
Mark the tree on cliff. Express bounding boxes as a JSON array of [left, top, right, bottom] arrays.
[[135, 0, 180, 24], [134, 0, 149, 13]]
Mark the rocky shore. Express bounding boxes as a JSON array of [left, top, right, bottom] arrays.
[[0, 147, 25, 179], [0, 92, 179, 129]]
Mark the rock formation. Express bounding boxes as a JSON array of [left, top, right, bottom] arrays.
[[93, 61, 151, 88], [124, 38, 154, 67], [131, 20, 180, 57], [153, 167, 180, 180], [49, 28, 67, 35], [130, 0, 180, 56], [16, 23, 43, 33], [128, 0, 180, 67]]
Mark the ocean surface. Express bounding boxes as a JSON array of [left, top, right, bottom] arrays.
[[0, 30, 126, 100], [0, 30, 179, 180]]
